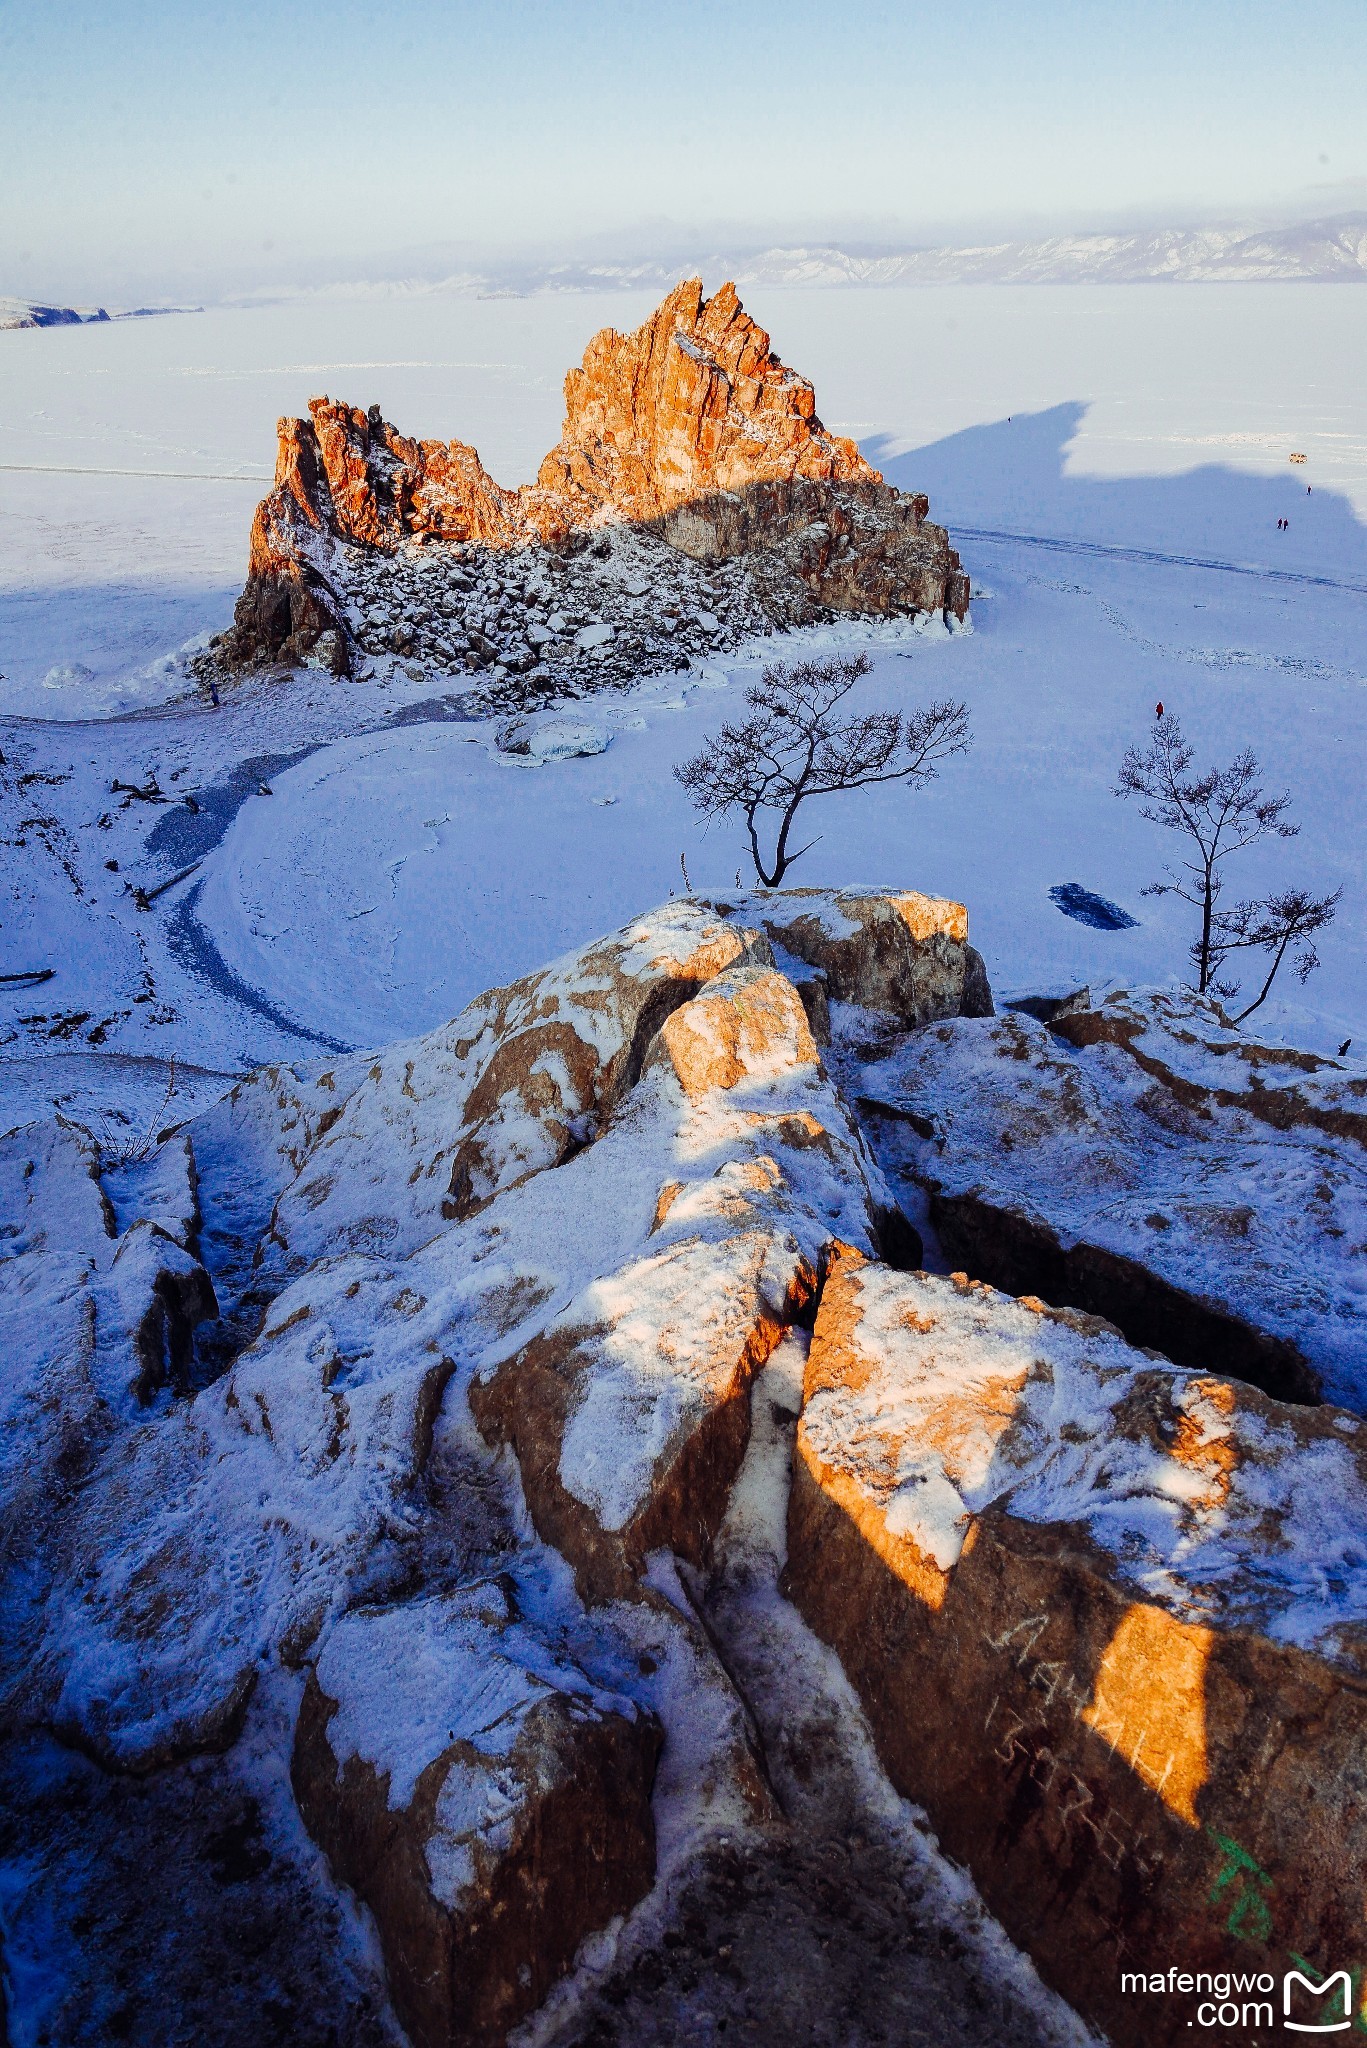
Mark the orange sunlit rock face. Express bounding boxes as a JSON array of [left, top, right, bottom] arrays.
[[701, 885, 985, 1025], [786, 1258, 1367, 2048], [1080, 1604, 1212, 1826], [222, 280, 970, 671], [653, 966, 821, 1103], [534, 279, 877, 523]]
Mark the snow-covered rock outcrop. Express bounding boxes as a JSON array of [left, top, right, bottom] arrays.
[[7, 892, 1366, 2045], [0, 890, 972, 2044], [845, 986, 1367, 1408], [789, 1252, 1367, 2048], [218, 280, 969, 684]]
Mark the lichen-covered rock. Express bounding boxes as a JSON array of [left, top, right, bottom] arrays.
[[292, 1589, 661, 2048], [848, 987, 1366, 1405], [220, 281, 968, 673], [787, 1253, 1367, 2048]]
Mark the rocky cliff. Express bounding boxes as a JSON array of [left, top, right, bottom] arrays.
[[6, 891, 1362, 2045], [218, 280, 969, 686]]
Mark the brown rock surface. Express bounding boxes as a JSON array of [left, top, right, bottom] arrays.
[[205, 903, 772, 1278], [704, 886, 993, 1027], [291, 1590, 662, 2048], [470, 1233, 819, 1603], [467, 955, 880, 1599], [650, 963, 820, 1103], [438, 909, 770, 1222], [3, 891, 1082, 2047], [787, 1254, 1367, 2047], [221, 281, 968, 672], [532, 278, 875, 522]]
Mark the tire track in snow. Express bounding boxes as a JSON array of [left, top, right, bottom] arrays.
[[957, 525, 1367, 597]]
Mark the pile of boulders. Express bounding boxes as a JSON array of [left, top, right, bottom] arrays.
[[314, 521, 792, 707]]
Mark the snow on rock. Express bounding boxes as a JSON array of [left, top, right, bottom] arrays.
[[0, 1116, 218, 1479], [788, 1251, 1367, 2048], [0, 886, 979, 2042], [101, 1131, 200, 1247], [468, 954, 895, 1596], [0, 1121, 112, 1510], [106, 1215, 218, 1401], [18, 882, 1358, 2042], [214, 280, 968, 687], [293, 1585, 661, 2048], [495, 713, 613, 761], [166, 898, 769, 1381], [701, 885, 994, 1028], [845, 986, 1367, 1407], [236, 902, 772, 1283], [0, 1115, 113, 1261]]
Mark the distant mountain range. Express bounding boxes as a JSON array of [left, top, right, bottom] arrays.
[[8, 214, 1366, 323], [321, 212, 1367, 299], [497, 213, 1367, 294], [731, 215, 1367, 287]]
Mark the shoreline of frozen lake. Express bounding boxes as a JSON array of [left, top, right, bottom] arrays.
[[1, 283, 1364, 1132], [1, 282, 1363, 711]]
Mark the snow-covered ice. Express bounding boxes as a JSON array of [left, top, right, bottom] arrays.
[[2, 281, 1365, 1122]]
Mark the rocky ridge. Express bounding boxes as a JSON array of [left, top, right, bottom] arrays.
[[213, 280, 969, 701], [843, 984, 1367, 1408], [789, 1254, 1367, 2048], [0, 890, 989, 2046], [5, 891, 1365, 2045]]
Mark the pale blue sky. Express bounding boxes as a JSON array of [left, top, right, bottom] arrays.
[[2, 0, 1365, 298]]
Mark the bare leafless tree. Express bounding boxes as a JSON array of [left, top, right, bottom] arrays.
[[674, 653, 970, 887], [1116, 711, 1339, 1019], [1204, 884, 1340, 1023]]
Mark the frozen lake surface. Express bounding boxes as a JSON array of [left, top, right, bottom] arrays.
[[2, 282, 1364, 708], [1, 283, 1364, 1131]]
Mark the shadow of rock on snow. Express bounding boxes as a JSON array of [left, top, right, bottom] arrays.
[[0, 575, 239, 713], [864, 402, 1367, 588]]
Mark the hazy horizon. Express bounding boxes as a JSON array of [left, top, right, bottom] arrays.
[[3, 0, 1366, 303]]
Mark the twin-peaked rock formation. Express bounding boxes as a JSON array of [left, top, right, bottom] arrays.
[[222, 280, 969, 679], [6, 891, 1366, 2046]]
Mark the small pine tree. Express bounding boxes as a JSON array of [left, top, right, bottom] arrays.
[[675, 653, 970, 887], [1116, 711, 1339, 1021]]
